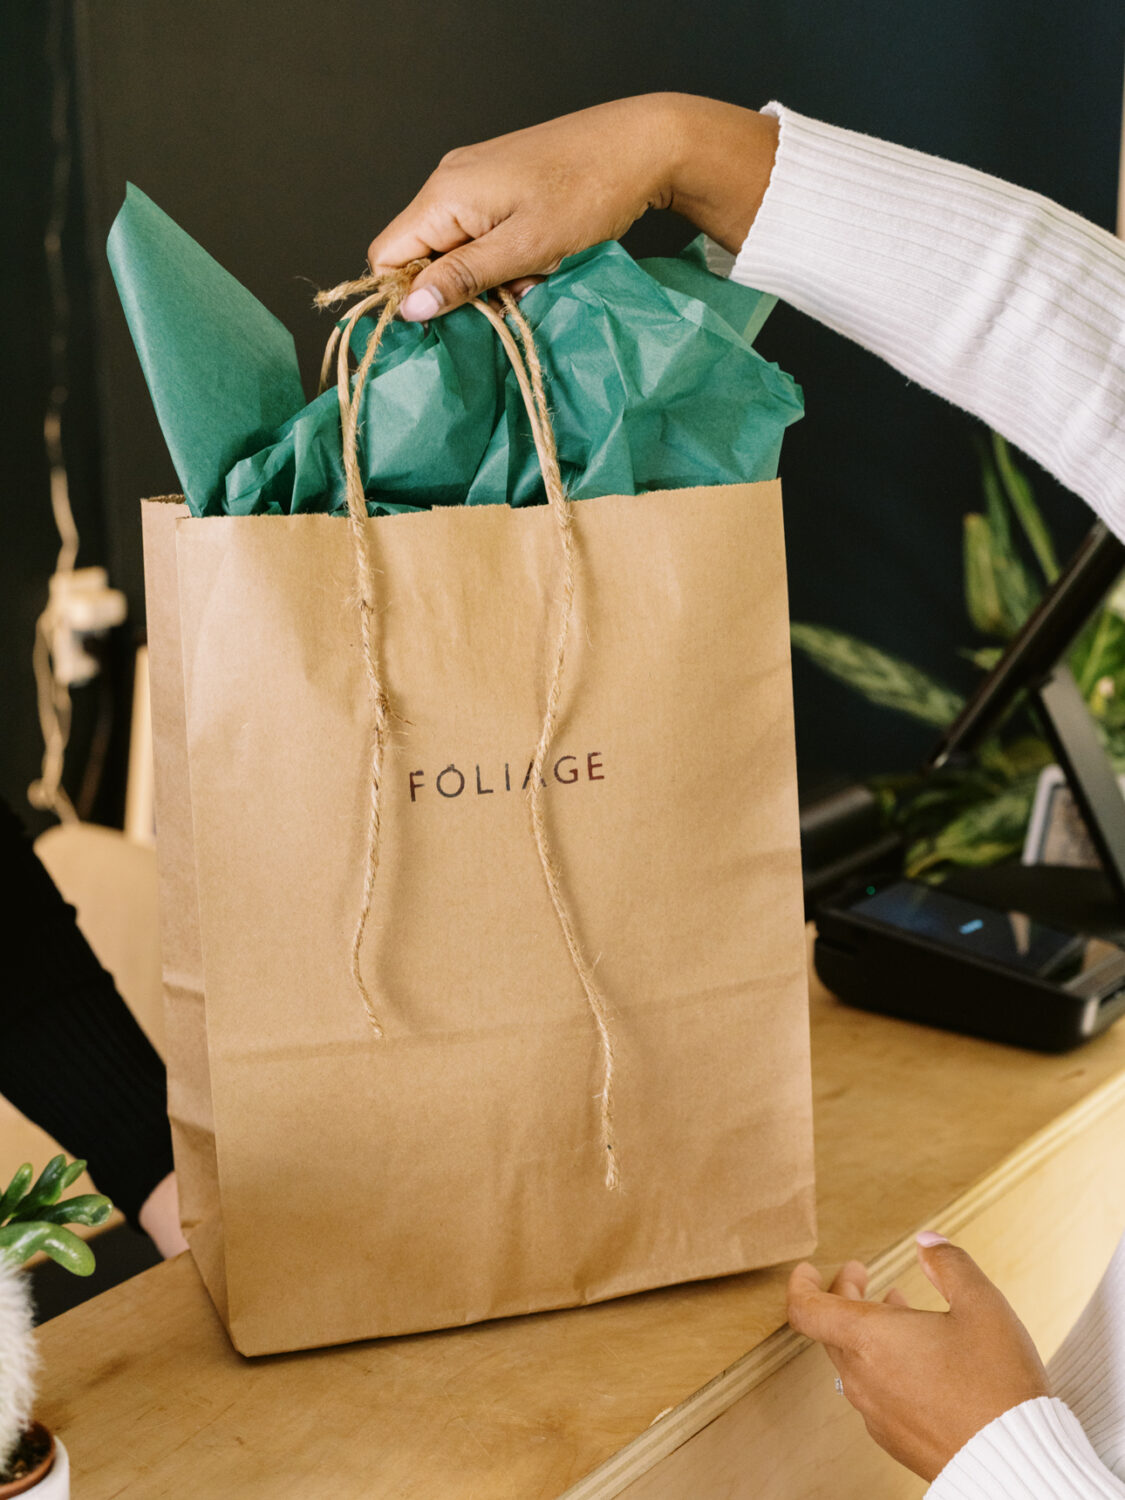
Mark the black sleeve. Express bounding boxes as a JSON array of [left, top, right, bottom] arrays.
[[0, 796, 174, 1226]]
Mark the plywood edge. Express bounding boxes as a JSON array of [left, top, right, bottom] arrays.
[[562, 1061, 1125, 1498]]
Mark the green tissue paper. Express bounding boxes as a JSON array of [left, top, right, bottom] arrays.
[[108, 186, 803, 518]]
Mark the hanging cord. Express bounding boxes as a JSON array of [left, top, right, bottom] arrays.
[[314, 273, 619, 1187], [28, 0, 79, 823]]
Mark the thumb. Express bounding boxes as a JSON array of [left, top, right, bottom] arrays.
[[400, 222, 542, 321], [915, 1233, 997, 1310]]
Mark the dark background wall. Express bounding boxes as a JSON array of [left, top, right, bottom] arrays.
[[2, 2, 113, 834], [3, 1, 1122, 831]]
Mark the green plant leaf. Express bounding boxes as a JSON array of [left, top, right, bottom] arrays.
[[1106, 575, 1125, 621], [905, 789, 1033, 876], [0, 1220, 96, 1275], [0, 1164, 32, 1223], [790, 623, 964, 727], [33, 1193, 113, 1228], [977, 734, 1053, 780], [963, 506, 1039, 640], [959, 646, 1003, 672], [1072, 607, 1125, 700], [963, 512, 1007, 637], [992, 433, 1059, 583], [10, 1155, 85, 1221], [908, 837, 1025, 877], [981, 453, 1014, 553]]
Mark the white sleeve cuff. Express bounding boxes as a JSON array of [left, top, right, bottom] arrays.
[[926, 1398, 1125, 1498], [1047, 1232, 1125, 1478], [733, 102, 1125, 539]]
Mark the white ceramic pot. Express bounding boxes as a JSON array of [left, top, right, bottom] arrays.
[[0, 1432, 69, 1499], [29, 1439, 68, 1500]]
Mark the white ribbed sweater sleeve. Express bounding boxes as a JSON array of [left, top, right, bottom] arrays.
[[732, 103, 1125, 542], [729, 105, 1125, 1496], [1047, 1232, 1125, 1478], [927, 1399, 1125, 1498]]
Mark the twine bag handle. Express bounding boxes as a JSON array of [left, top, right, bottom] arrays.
[[314, 270, 619, 1189]]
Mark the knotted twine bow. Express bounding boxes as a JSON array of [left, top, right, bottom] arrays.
[[314, 266, 619, 1189]]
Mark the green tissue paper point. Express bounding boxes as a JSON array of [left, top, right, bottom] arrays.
[[107, 184, 305, 516]]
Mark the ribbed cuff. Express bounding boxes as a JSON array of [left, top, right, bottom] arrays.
[[1048, 1234, 1125, 1478], [927, 1399, 1125, 1498], [732, 102, 1125, 540]]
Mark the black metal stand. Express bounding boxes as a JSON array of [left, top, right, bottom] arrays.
[[1035, 665, 1125, 907], [928, 522, 1125, 938]]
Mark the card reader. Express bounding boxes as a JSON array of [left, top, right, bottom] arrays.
[[811, 521, 1125, 1052], [814, 876, 1125, 1051]]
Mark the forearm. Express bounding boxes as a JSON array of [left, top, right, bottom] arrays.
[[665, 94, 780, 254]]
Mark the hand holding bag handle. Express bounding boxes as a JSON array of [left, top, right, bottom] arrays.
[[314, 270, 619, 1187]]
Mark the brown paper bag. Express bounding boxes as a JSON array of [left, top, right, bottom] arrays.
[[141, 296, 815, 1356], [143, 481, 815, 1355]]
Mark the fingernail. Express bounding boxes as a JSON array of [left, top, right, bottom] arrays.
[[916, 1231, 949, 1248], [400, 287, 443, 322]]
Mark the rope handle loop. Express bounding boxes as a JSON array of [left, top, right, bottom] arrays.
[[315, 267, 618, 1189]]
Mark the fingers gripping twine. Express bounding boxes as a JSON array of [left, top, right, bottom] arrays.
[[316, 270, 619, 1189]]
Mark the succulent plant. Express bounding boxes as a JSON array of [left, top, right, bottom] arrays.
[[0, 1157, 112, 1478]]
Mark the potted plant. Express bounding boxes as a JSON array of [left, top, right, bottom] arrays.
[[791, 433, 1125, 876], [0, 1156, 112, 1498]]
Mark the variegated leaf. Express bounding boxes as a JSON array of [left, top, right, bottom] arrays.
[[789, 623, 964, 727]]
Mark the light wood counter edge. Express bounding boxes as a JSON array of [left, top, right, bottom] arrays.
[[562, 1059, 1125, 1499]]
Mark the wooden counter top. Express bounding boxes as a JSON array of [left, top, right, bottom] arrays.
[[36, 939, 1125, 1498]]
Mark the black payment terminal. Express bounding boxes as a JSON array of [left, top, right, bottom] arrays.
[[814, 876, 1125, 1051]]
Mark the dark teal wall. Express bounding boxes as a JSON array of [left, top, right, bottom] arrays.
[[2, 2, 1122, 826]]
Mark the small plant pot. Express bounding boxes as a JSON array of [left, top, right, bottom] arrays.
[[0, 1425, 69, 1498]]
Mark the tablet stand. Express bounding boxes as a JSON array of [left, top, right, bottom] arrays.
[[927, 522, 1125, 937]]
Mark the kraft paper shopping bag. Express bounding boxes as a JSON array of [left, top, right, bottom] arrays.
[[143, 475, 815, 1354], [139, 272, 815, 1356]]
